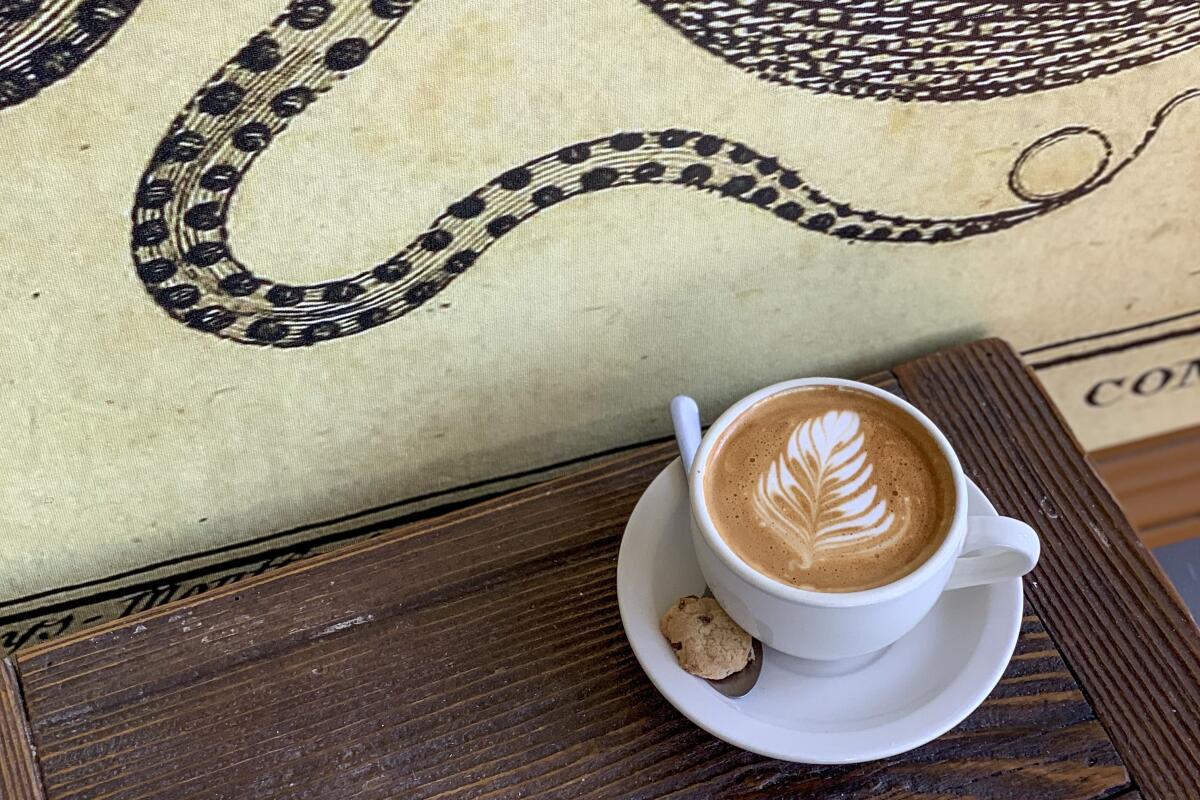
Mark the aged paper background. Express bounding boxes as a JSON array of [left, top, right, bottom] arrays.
[[1, 1, 1198, 610]]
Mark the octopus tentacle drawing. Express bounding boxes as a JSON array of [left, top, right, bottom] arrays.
[[128, 0, 1200, 347], [641, 1, 1200, 102], [0, 0, 140, 110]]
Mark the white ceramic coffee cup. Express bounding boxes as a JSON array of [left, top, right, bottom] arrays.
[[683, 378, 1040, 662]]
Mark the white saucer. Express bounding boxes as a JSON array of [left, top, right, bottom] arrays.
[[616, 459, 1022, 764]]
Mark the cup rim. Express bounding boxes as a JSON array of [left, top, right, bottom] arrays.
[[689, 377, 969, 608]]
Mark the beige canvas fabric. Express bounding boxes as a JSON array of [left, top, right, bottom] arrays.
[[1, 0, 1198, 652]]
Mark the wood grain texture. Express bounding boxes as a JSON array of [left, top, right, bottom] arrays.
[[0, 659, 46, 800], [16, 453, 1125, 800], [1134, 515, 1200, 551], [1092, 425, 1200, 548], [7, 360, 1131, 800], [896, 338, 1200, 800]]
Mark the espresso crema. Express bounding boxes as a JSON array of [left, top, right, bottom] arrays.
[[703, 386, 956, 592]]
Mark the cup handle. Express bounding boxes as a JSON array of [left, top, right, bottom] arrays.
[[945, 516, 1041, 591]]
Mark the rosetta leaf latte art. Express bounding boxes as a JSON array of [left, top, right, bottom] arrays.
[[751, 410, 903, 569]]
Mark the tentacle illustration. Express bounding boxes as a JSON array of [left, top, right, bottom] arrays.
[[0, 0, 140, 110], [130, 0, 1199, 347], [640, 1, 1200, 103]]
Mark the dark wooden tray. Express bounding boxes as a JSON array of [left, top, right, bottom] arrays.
[[3, 339, 1197, 799]]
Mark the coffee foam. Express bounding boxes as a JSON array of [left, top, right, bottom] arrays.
[[703, 386, 955, 592]]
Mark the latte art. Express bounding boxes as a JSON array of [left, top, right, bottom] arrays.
[[703, 385, 956, 592], [752, 411, 906, 569]]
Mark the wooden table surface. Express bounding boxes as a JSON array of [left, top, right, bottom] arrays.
[[3, 339, 1198, 799]]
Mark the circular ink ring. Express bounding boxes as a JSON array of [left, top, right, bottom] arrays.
[[1008, 126, 1113, 204]]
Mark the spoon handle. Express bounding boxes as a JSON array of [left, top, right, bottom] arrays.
[[670, 395, 702, 475]]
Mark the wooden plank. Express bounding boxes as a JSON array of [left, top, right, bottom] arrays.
[[1091, 424, 1200, 489], [895, 338, 1200, 799], [1091, 425, 1200, 548], [856, 370, 901, 395], [0, 659, 45, 800], [1137, 516, 1200, 551], [10, 370, 1128, 800], [18, 515, 1126, 798]]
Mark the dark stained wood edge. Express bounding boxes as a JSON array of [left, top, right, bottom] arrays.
[[858, 369, 901, 393], [896, 338, 1200, 800], [0, 659, 45, 800]]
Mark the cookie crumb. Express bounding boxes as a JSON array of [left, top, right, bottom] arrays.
[[660, 595, 753, 679]]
